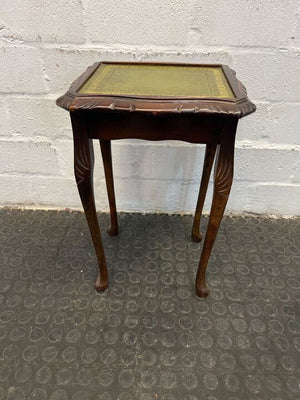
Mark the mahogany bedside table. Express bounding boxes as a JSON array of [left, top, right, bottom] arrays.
[[56, 62, 256, 298]]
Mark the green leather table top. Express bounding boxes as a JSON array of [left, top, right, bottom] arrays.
[[79, 63, 235, 99]]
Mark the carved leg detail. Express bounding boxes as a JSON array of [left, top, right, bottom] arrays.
[[191, 143, 217, 242], [196, 120, 237, 298], [100, 140, 119, 236], [71, 113, 108, 292]]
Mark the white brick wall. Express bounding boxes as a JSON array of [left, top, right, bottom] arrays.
[[0, 1, 299, 215]]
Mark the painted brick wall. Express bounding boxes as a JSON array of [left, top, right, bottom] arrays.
[[0, 0, 299, 215]]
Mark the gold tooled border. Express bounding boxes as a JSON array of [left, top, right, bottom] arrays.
[[79, 64, 235, 99]]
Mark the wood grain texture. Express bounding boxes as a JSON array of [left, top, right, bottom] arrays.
[[71, 112, 108, 292], [87, 112, 223, 144], [100, 140, 119, 236], [191, 142, 217, 242], [195, 119, 237, 298]]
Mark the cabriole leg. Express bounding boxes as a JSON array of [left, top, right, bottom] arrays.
[[71, 112, 108, 292], [196, 120, 237, 298], [192, 143, 217, 242], [100, 140, 119, 236]]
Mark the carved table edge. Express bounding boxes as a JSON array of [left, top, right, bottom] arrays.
[[56, 62, 256, 119]]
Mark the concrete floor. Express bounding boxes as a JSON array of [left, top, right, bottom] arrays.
[[0, 209, 299, 400]]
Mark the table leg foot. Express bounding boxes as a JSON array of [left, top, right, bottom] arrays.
[[107, 225, 119, 236], [196, 279, 209, 298], [95, 273, 109, 292], [191, 230, 203, 242]]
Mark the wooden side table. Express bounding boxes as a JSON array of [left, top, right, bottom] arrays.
[[56, 62, 256, 298]]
